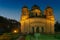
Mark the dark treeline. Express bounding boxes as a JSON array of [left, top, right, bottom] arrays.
[[55, 21, 60, 32], [0, 16, 20, 34]]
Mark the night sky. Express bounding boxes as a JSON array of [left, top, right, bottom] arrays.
[[0, 0, 60, 22]]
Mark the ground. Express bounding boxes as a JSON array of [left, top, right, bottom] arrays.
[[0, 33, 60, 40], [0, 33, 20, 40]]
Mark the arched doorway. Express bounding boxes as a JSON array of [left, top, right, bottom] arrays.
[[36, 27, 39, 33], [32, 27, 34, 33], [41, 27, 44, 33]]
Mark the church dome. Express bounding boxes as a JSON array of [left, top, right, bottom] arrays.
[[31, 5, 40, 10], [45, 6, 52, 10], [22, 5, 28, 9]]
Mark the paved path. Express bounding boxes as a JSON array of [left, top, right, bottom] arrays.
[[17, 36, 25, 40]]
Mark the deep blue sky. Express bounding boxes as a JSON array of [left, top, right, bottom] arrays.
[[0, 0, 60, 22]]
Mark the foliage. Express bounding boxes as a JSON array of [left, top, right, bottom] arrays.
[[55, 21, 60, 32], [0, 16, 21, 34]]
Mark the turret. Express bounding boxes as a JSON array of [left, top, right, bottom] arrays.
[[44, 6, 55, 23], [22, 6, 29, 16], [44, 6, 53, 16], [21, 6, 29, 21]]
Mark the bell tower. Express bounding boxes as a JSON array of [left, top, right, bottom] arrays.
[[44, 6, 55, 21], [44, 6, 53, 16], [44, 6, 55, 33], [21, 6, 29, 21]]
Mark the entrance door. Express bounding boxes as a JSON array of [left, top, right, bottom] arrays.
[[32, 27, 34, 33], [41, 27, 44, 33], [36, 27, 39, 33]]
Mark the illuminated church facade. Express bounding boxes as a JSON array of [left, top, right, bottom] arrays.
[[20, 5, 55, 34]]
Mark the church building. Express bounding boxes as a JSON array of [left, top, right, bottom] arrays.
[[20, 5, 55, 34]]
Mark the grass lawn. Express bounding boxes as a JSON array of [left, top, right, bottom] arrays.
[[0, 33, 60, 40], [25, 33, 60, 40]]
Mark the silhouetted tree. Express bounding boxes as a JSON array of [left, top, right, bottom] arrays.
[[0, 16, 9, 34], [0, 16, 21, 34], [55, 21, 60, 32], [8, 19, 21, 32]]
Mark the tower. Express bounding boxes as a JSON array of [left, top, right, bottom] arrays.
[[44, 6, 53, 16], [44, 6, 55, 20], [44, 6, 55, 33], [20, 6, 29, 21]]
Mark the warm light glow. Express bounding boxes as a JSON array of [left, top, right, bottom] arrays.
[[22, 16, 28, 21], [14, 30, 17, 32], [13, 30, 18, 33], [32, 9, 41, 16]]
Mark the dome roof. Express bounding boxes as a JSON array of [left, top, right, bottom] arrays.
[[31, 5, 40, 10], [45, 6, 52, 10], [22, 5, 28, 9]]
